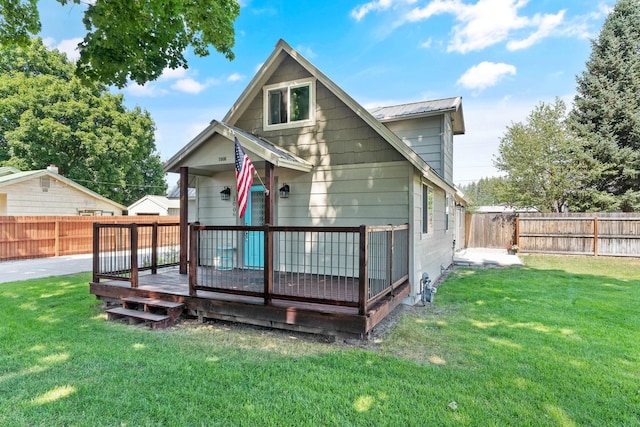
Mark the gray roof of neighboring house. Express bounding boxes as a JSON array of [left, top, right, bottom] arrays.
[[369, 97, 465, 134], [167, 185, 196, 199]]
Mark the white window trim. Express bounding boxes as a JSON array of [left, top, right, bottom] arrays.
[[422, 183, 433, 235], [263, 77, 316, 130]]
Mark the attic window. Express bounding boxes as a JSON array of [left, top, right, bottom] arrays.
[[263, 78, 315, 129]]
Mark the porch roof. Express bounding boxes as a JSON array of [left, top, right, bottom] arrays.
[[164, 120, 313, 176]]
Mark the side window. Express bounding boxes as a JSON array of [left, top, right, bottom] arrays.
[[264, 78, 315, 129], [423, 185, 433, 234]]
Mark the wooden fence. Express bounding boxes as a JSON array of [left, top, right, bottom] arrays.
[[466, 212, 640, 257], [0, 216, 179, 261]]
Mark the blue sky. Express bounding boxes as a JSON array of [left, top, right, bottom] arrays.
[[38, 0, 615, 190]]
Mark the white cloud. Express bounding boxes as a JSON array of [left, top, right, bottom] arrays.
[[420, 38, 433, 48], [159, 67, 188, 81], [171, 78, 208, 94], [506, 10, 565, 50], [227, 73, 244, 82], [45, 37, 83, 62], [351, 0, 417, 21], [404, 0, 568, 53], [457, 61, 516, 91]]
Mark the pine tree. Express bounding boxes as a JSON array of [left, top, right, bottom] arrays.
[[569, 0, 640, 211]]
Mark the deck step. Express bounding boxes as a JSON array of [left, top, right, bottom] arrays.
[[121, 296, 184, 322], [122, 296, 184, 310], [106, 307, 172, 329]]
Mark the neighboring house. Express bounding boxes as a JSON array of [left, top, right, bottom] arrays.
[[164, 39, 468, 304], [127, 186, 196, 220], [0, 165, 125, 216], [127, 195, 180, 216]]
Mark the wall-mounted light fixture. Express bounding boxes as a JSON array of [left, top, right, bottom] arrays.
[[220, 186, 231, 201], [279, 183, 290, 199]]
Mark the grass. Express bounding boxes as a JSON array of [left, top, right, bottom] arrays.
[[0, 255, 639, 426]]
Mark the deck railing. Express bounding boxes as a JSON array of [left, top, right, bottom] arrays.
[[92, 222, 180, 287], [189, 224, 409, 314]]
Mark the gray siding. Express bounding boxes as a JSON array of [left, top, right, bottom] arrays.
[[234, 56, 405, 167], [383, 113, 455, 183], [277, 161, 412, 226], [383, 116, 443, 175], [408, 173, 456, 302]]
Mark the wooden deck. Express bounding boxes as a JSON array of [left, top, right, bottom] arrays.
[[90, 267, 410, 338]]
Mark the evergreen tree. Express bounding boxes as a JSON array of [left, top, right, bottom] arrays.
[[0, 38, 167, 205], [459, 177, 505, 206], [569, 0, 640, 211]]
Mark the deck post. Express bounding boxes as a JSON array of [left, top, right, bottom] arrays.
[[151, 222, 158, 274], [188, 224, 198, 296], [265, 162, 274, 225], [358, 225, 368, 315], [264, 225, 272, 305], [179, 166, 189, 274], [130, 224, 139, 288], [92, 223, 100, 283], [388, 228, 394, 293]]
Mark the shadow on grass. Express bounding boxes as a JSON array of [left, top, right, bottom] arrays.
[[1, 259, 639, 426]]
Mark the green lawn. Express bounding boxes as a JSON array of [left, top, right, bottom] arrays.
[[1, 255, 639, 426]]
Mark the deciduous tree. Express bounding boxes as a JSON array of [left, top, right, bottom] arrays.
[[494, 99, 594, 212], [0, 0, 240, 88], [0, 38, 166, 205]]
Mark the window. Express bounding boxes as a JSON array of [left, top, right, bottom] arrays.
[[264, 78, 315, 129], [445, 195, 451, 231], [423, 185, 433, 234]]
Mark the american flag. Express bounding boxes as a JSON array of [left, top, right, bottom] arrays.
[[234, 137, 255, 218]]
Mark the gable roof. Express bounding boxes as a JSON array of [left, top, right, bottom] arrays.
[[0, 169, 126, 210], [220, 39, 461, 192], [164, 120, 313, 174], [0, 166, 20, 177], [128, 195, 180, 211], [369, 98, 465, 134]]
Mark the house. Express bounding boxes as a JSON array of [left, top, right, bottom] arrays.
[[90, 39, 467, 337], [127, 185, 196, 219], [0, 165, 125, 216]]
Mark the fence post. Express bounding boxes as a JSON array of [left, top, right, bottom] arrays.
[[593, 217, 599, 257], [264, 225, 272, 305], [92, 223, 100, 283], [54, 220, 60, 257], [130, 224, 139, 288], [151, 222, 158, 274], [358, 225, 368, 316], [515, 216, 520, 248]]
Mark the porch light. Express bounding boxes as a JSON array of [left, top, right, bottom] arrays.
[[220, 187, 231, 201], [279, 183, 290, 198]]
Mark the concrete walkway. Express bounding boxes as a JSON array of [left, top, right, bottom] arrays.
[[0, 253, 93, 284], [453, 247, 523, 267]]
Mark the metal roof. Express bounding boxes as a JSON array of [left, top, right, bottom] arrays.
[[368, 97, 465, 135]]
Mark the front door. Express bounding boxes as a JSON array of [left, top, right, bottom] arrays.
[[244, 185, 265, 268]]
